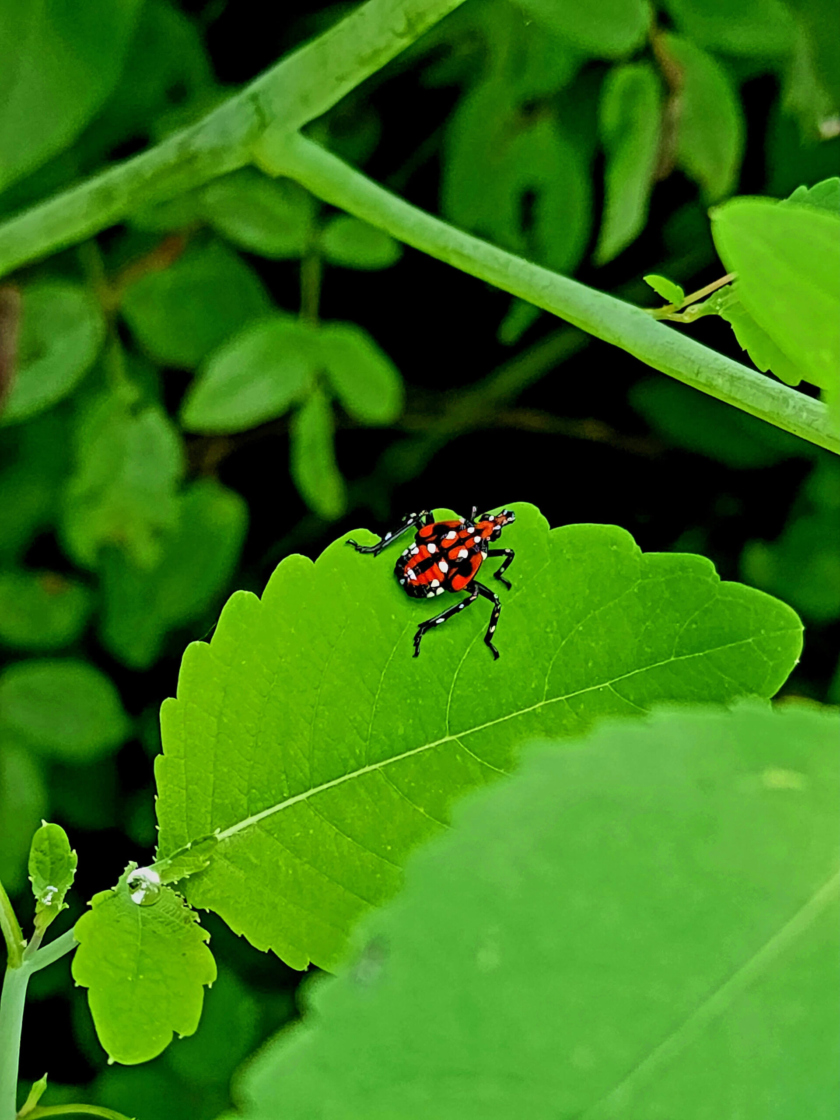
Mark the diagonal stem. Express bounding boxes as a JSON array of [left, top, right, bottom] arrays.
[[257, 132, 839, 456]]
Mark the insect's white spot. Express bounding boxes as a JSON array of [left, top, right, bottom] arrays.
[[410, 545, 419, 555], [406, 569, 417, 581], [427, 542, 436, 553], [426, 591, 436, 598], [443, 531, 457, 543], [435, 617, 444, 623], [399, 578, 405, 584], [430, 579, 440, 588], [438, 561, 448, 573], [436, 587, 444, 595], [457, 548, 469, 559]]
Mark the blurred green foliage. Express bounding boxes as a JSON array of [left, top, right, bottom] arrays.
[[0, 0, 838, 1115]]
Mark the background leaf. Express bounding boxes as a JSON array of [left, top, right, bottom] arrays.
[[320, 215, 402, 270], [235, 704, 839, 1119], [120, 240, 271, 368], [99, 479, 248, 668], [0, 0, 144, 195], [596, 62, 662, 264], [155, 505, 802, 973], [0, 738, 47, 893], [289, 388, 346, 519], [72, 868, 217, 1065], [661, 0, 796, 56], [0, 570, 93, 650], [644, 274, 685, 305], [320, 322, 404, 425], [511, 0, 648, 57], [0, 658, 130, 761], [1, 282, 105, 426], [180, 316, 315, 434], [665, 34, 745, 201], [200, 170, 316, 259]]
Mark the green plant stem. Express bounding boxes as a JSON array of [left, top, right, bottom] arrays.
[[0, 963, 27, 1120], [25, 1108, 132, 1119], [0, 0, 466, 278], [0, 883, 23, 971], [258, 132, 840, 457]]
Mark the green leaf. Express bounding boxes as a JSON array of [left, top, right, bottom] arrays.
[[320, 215, 402, 270], [61, 394, 184, 569], [0, 659, 130, 762], [0, 570, 93, 650], [0, 0, 144, 194], [120, 240, 271, 368], [165, 965, 259, 1087], [0, 738, 47, 894], [0, 282, 106, 426], [643, 274, 685, 306], [72, 867, 217, 1065], [320, 322, 404, 425], [661, 0, 797, 56], [290, 388, 346, 519], [180, 316, 315, 434], [511, 0, 648, 57], [155, 505, 802, 972], [711, 198, 840, 399], [497, 298, 541, 345], [28, 821, 77, 930], [720, 295, 807, 387], [782, 177, 840, 215], [665, 34, 745, 201], [99, 479, 248, 669], [0, 411, 70, 563], [235, 704, 839, 1119], [596, 63, 662, 264], [630, 377, 810, 468], [442, 79, 591, 273], [200, 170, 316, 259]]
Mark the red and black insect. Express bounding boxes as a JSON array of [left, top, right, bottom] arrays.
[[348, 508, 516, 659]]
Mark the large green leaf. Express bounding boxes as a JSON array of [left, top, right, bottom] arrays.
[[712, 197, 840, 402], [0, 0, 144, 195], [155, 505, 802, 972], [235, 704, 839, 1119], [0, 282, 105, 426], [72, 867, 217, 1065], [595, 62, 662, 264]]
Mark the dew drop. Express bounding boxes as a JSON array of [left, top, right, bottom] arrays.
[[127, 867, 162, 907]]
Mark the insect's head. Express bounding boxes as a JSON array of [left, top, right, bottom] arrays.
[[478, 508, 516, 541]]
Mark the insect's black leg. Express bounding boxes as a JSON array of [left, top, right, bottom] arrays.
[[473, 581, 502, 659], [487, 547, 515, 590], [347, 510, 431, 556], [413, 586, 479, 657]]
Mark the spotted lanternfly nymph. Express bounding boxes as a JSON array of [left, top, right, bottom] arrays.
[[347, 507, 516, 659]]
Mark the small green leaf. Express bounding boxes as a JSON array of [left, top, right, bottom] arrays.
[[321, 322, 404, 425], [155, 505, 802, 972], [61, 394, 184, 569], [712, 197, 840, 397], [235, 704, 839, 1118], [28, 821, 77, 929], [511, 0, 648, 57], [180, 316, 315, 434], [72, 867, 217, 1065], [1, 282, 106, 426], [0, 570, 93, 651], [290, 388, 346, 519], [200, 170, 316, 259], [497, 298, 542, 346], [782, 177, 840, 216], [320, 215, 402, 270], [643, 274, 686, 306], [120, 240, 271, 368], [665, 33, 745, 201], [596, 63, 662, 265], [99, 480, 248, 669], [661, 0, 796, 56], [16, 1072, 48, 1117], [0, 659, 130, 762], [0, 0, 144, 194], [156, 834, 219, 887], [0, 739, 47, 894]]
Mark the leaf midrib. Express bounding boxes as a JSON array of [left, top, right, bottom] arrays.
[[214, 629, 794, 844]]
